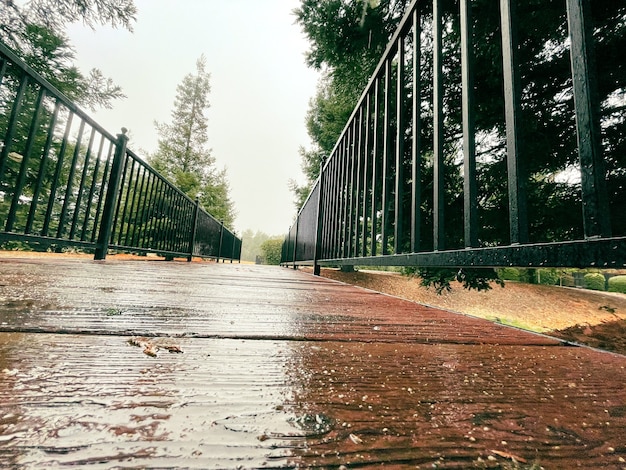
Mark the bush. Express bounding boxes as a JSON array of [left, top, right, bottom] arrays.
[[497, 268, 558, 285], [0, 240, 31, 251], [400, 266, 420, 277], [584, 273, 606, 291], [497, 267, 522, 281], [537, 268, 560, 286], [608, 275, 626, 294], [559, 273, 576, 287], [260, 238, 283, 265]]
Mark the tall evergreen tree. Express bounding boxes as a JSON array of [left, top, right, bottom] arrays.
[[150, 55, 236, 228]]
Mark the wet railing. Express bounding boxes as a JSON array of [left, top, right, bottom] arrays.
[[282, 0, 625, 272], [0, 41, 241, 261]]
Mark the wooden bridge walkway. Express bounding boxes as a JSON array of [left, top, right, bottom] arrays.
[[0, 254, 625, 468]]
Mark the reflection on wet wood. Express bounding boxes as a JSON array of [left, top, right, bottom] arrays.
[[0, 257, 625, 468]]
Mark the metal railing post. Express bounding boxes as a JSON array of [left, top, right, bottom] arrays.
[[314, 174, 325, 276], [187, 197, 200, 262], [218, 220, 224, 263], [230, 231, 236, 263], [94, 129, 129, 260], [566, 0, 611, 239], [292, 216, 299, 270]]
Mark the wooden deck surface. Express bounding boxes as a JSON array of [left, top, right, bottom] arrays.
[[1, 255, 625, 468]]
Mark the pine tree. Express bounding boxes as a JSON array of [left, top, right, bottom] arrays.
[[150, 55, 235, 228]]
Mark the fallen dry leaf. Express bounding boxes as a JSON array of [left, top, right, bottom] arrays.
[[128, 337, 183, 357], [490, 449, 527, 463]]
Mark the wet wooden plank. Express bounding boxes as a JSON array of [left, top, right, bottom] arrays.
[[0, 257, 625, 468], [0, 258, 558, 345]]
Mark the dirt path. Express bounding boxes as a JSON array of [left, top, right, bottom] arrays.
[[311, 267, 626, 355]]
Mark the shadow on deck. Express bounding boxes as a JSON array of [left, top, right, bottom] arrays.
[[1, 255, 625, 468]]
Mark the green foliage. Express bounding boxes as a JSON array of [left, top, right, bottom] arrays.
[[417, 268, 505, 294], [536, 269, 560, 286], [497, 267, 522, 281], [584, 273, 606, 291], [150, 55, 235, 228], [608, 275, 626, 294], [496, 268, 573, 286], [241, 229, 273, 263], [0, 1, 134, 110], [260, 238, 283, 265], [0, 240, 31, 251], [400, 266, 420, 277]]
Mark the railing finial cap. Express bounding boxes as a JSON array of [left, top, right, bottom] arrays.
[[121, 127, 128, 135]]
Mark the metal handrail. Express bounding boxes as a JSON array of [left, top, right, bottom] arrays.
[[282, 0, 625, 271], [0, 41, 241, 262]]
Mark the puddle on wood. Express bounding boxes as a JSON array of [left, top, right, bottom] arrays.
[[0, 333, 306, 468]]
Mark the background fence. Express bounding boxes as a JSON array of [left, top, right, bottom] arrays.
[[282, 0, 625, 272], [0, 41, 240, 261]]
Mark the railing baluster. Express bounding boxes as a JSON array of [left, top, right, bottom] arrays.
[[0, 58, 7, 87], [42, 111, 74, 237], [0, 74, 29, 184], [323, 164, 331, 259], [566, 0, 611, 239], [129, 165, 148, 246], [411, 10, 422, 253], [354, 106, 364, 257], [80, 133, 106, 241], [370, 77, 380, 256], [433, 0, 445, 251], [395, 35, 405, 254], [500, 0, 528, 244], [70, 126, 96, 240], [57, 119, 86, 238], [381, 59, 392, 255], [314, 174, 325, 275], [139, 173, 154, 248], [90, 140, 114, 243], [6, 87, 46, 232], [347, 120, 356, 257], [26, 100, 61, 235], [166, 189, 179, 253], [188, 197, 200, 261], [340, 138, 349, 258], [123, 159, 140, 247], [461, 0, 478, 248], [154, 182, 167, 252], [331, 152, 340, 258], [361, 93, 371, 257]]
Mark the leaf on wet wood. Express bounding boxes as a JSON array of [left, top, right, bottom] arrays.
[[128, 337, 183, 357], [160, 344, 183, 353], [490, 449, 527, 463], [143, 345, 158, 357]]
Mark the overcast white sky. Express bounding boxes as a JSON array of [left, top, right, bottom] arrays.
[[66, 0, 319, 237]]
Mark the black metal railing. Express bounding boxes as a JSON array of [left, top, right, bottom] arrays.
[[282, 0, 625, 271], [0, 41, 241, 261]]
